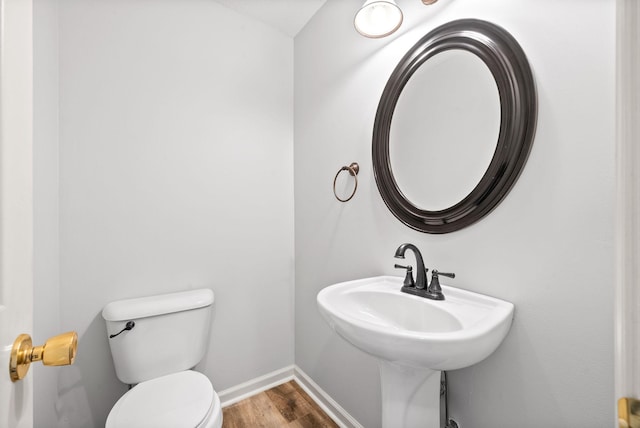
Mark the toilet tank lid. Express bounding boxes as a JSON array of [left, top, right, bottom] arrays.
[[102, 289, 214, 321]]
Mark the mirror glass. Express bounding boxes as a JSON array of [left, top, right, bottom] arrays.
[[389, 50, 500, 211]]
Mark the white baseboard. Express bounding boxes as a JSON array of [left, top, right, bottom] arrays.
[[217, 364, 363, 428], [293, 365, 364, 428], [218, 365, 294, 407]]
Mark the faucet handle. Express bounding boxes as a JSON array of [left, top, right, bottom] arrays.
[[427, 270, 455, 300], [394, 264, 415, 288], [433, 270, 455, 279]]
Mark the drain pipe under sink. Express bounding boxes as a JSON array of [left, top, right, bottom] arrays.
[[441, 371, 460, 428]]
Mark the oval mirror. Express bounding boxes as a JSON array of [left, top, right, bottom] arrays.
[[373, 19, 537, 234]]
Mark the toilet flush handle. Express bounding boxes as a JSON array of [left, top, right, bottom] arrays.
[[109, 321, 135, 339]]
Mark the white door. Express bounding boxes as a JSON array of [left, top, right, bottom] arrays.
[[0, 0, 34, 427], [616, 1, 640, 427]]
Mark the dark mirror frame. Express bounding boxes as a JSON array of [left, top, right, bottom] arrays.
[[373, 19, 537, 234]]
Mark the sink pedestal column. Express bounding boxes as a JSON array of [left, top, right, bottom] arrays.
[[379, 361, 441, 428]]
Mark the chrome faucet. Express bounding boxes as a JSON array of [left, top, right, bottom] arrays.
[[394, 243, 455, 301], [394, 243, 428, 290]]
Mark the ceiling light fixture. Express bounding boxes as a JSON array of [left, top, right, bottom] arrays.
[[354, 0, 404, 39]]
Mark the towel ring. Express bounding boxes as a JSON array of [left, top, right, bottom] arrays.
[[333, 162, 359, 202]]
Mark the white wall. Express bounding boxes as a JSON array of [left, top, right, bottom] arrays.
[[54, 1, 294, 426], [294, 1, 615, 427], [33, 0, 61, 425]]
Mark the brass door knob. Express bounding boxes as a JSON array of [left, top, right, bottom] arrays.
[[9, 331, 78, 382], [620, 397, 640, 428]]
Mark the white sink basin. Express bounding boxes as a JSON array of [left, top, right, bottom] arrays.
[[317, 275, 514, 370]]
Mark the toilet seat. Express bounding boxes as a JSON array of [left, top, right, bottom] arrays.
[[106, 370, 222, 428]]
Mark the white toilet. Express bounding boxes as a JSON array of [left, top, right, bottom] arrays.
[[102, 289, 223, 428]]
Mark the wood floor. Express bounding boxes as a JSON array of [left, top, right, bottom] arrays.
[[222, 380, 339, 428]]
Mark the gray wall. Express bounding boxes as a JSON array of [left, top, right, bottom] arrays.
[[33, 0, 61, 426], [294, 1, 615, 427], [38, 1, 295, 426]]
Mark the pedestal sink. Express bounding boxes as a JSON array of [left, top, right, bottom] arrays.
[[317, 276, 514, 428]]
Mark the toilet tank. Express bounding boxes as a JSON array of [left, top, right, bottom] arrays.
[[102, 289, 214, 385]]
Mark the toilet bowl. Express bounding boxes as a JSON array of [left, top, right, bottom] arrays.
[[102, 289, 222, 428], [105, 371, 222, 428]]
